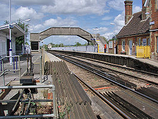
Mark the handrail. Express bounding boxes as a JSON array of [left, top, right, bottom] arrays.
[[0, 55, 21, 85]]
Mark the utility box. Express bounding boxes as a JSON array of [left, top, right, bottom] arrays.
[[20, 76, 34, 85]]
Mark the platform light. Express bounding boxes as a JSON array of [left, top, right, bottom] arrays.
[[9, 0, 12, 65]]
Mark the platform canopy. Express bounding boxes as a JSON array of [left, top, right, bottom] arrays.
[[0, 23, 25, 37]]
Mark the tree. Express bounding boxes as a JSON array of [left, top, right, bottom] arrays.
[[4, 20, 9, 25], [75, 42, 81, 46], [43, 44, 48, 50], [59, 43, 64, 47], [16, 19, 29, 45], [50, 43, 55, 47]]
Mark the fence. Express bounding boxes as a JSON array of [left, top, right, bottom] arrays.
[[136, 46, 150, 58], [51, 45, 98, 52], [0, 55, 21, 85]]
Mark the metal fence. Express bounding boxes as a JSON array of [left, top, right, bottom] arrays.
[[0, 55, 21, 86], [51, 45, 98, 52], [136, 46, 151, 58]]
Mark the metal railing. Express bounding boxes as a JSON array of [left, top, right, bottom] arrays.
[[136, 46, 151, 58], [0, 55, 21, 86], [0, 85, 56, 119]]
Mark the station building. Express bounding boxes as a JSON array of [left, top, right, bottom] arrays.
[[117, 0, 158, 60], [0, 23, 25, 57]]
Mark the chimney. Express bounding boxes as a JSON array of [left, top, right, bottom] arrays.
[[142, 0, 148, 20], [124, 0, 133, 25]]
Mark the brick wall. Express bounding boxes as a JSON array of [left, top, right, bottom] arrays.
[[118, 35, 149, 55]]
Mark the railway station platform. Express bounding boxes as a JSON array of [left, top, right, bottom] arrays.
[[1, 50, 157, 86], [47, 50, 158, 74]]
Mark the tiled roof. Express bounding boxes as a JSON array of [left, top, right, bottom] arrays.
[[117, 12, 150, 38]]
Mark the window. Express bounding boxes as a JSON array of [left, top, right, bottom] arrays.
[[122, 40, 125, 51], [109, 41, 113, 48], [142, 39, 147, 46]]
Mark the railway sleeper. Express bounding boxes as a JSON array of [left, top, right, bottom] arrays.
[[102, 93, 135, 118], [105, 92, 153, 119], [70, 74, 91, 104], [136, 87, 158, 101]]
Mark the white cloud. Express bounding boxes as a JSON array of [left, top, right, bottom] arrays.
[[112, 11, 125, 35], [30, 17, 77, 32], [42, 0, 108, 15], [87, 27, 108, 35], [12, 7, 44, 21], [43, 17, 77, 27], [102, 32, 114, 39], [102, 16, 113, 21], [108, 0, 124, 11], [0, 0, 55, 6], [101, 11, 125, 39], [133, 6, 141, 13], [0, 3, 9, 21]]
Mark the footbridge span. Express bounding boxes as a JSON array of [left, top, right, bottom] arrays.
[[30, 27, 96, 51]]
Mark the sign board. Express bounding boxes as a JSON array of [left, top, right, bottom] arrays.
[[150, 21, 155, 25]]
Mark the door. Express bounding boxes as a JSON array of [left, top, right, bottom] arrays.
[[129, 40, 133, 55]]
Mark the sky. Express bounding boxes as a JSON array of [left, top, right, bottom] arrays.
[[0, 0, 142, 45]]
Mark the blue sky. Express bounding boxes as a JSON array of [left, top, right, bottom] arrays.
[[0, 0, 142, 45]]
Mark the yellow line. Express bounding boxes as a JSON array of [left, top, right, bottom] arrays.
[[45, 53, 50, 62]]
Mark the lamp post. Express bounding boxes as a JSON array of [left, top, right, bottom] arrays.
[[9, 0, 12, 65]]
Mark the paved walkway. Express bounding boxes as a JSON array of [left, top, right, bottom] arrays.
[[137, 58, 158, 68], [101, 53, 158, 68], [0, 52, 41, 86]]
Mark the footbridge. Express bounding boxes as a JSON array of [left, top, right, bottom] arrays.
[[30, 27, 96, 51]]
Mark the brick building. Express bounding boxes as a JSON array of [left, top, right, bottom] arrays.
[[117, 0, 158, 60]]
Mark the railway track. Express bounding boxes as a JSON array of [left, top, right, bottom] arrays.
[[48, 52, 158, 118], [74, 73, 153, 119], [53, 53, 158, 102], [50, 51, 158, 87]]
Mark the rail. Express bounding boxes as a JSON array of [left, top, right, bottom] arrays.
[[54, 53, 158, 104], [74, 73, 130, 119]]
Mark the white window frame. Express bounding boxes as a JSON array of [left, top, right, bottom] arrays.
[[122, 40, 125, 51], [109, 41, 113, 48]]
